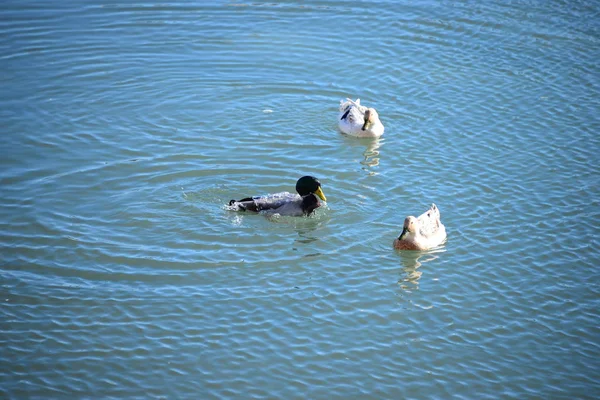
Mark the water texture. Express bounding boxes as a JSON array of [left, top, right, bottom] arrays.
[[1, 1, 599, 398]]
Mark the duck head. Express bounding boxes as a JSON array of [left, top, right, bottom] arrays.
[[362, 108, 380, 131], [296, 176, 326, 201], [398, 216, 418, 240]]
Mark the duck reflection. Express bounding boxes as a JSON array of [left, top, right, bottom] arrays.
[[360, 138, 383, 176], [282, 212, 326, 248], [341, 136, 383, 175], [360, 137, 382, 170], [397, 250, 443, 291], [294, 226, 319, 246], [292, 224, 324, 258]]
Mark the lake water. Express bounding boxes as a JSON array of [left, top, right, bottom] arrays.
[[1, 1, 599, 398]]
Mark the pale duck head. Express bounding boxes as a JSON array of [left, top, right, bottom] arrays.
[[362, 108, 380, 131], [398, 216, 419, 241]]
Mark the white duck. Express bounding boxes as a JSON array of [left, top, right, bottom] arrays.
[[338, 98, 384, 138], [393, 204, 447, 250]]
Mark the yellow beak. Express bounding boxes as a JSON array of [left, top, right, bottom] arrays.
[[314, 187, 327, 202]]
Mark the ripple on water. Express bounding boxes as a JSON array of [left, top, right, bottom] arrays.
[[2, 0, 600, 398]]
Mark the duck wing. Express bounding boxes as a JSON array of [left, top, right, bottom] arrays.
[[417, 204, 442, 238], [229, 192, 301, 212], [339, 98, 366, 117], [339, 98, 369, 135]]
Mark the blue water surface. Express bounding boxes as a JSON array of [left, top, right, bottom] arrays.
[[1, 1, 599, 398]]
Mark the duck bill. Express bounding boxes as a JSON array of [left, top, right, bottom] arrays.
[[398, 227, 408, 240], [314, 187, 327, 202], [361, 120, 370, 131]]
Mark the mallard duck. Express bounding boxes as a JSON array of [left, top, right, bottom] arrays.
[[393, 204, 447, 250], [228, 176, 326, 217], [338, 98, 384, 138]]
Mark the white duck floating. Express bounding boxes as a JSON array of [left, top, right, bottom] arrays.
[[338, 98, 384, 138], [393, 204, 447, 251]]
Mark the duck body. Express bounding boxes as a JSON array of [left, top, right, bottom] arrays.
[[393, 204, 446, 250], [338, 98, 384, 138], [228, 176, 326, 217], [229, 192, 320, 217]]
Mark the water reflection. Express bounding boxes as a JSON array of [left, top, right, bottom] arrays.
[[343, 136, 384, 175], [294, 227, 319, 245], [359, 138, 383, 177], [292, 223, 323, 258], [360, 138, 382, 171], [292, 213, 326, 248], [397, 250, 443, 291], [262, 210, 325, 248]]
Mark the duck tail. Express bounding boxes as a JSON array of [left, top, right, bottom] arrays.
[[430, 203, 440, 219], [339, 98, 361, 111], [228, 198, 259, 212]]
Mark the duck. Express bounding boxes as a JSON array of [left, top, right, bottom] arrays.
[[393, 204, 447, 250], [228, 176, 326, 217], [338, 98, 384, 138]]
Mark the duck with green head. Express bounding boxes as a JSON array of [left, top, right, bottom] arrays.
[[228, 176, 327, 216]]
